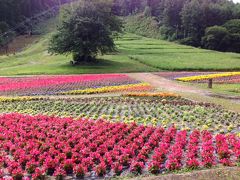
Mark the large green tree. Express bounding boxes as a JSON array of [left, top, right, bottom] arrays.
[[48, 0, 122, 63]]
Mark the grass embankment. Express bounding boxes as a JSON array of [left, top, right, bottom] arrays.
[[1, 30, 240, 75]]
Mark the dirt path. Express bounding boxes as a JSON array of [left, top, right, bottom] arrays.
[[128, 73, 209, 94], [128, 73, 240, 112]]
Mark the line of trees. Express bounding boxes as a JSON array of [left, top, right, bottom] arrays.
[[0, 0, 73, 52], [112, 0, 240, 52], [0, 0, 71, 29]]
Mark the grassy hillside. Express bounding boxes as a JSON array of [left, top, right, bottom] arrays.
[[119, 34, 240, 71], [0, 30, 240, 75]]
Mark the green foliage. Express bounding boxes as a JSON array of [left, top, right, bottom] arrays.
[[180, 0, 203, 46], [125, 15, 161, 39], [115, 0, 239, 52], [143, 6, 152, 17], [0, 22, 15, 48], [202, 26, 230, 51], [0, 0, 67, 33], [49, 0, 122, 63], [202, 19, 240, 52], [1, 33, 240, 75], [223, 19, 240, 33], [0, 22, 9, 33]]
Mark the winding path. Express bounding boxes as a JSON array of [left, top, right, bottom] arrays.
[[127, 73, 240, 112], [128, 73, 209, 94]]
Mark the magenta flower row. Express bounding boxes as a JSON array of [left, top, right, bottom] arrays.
[[0, 74, 140, 96], [0, 113, 239, 179]]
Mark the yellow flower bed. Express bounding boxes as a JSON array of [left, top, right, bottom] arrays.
[[0, 96, 45, 102], [62, 83, 152, 95], [123, 92, 180, 98], [177, 72, 240, 82]]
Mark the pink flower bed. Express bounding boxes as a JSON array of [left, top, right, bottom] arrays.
[[0, 74, 140, 96], [0, 113, 239, 179]]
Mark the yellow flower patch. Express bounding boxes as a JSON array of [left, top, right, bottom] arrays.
[[123, 92, 180, 98], [61, 83, 152, 95], [177, 72, 240, 82], [0, 96, 45, 102]]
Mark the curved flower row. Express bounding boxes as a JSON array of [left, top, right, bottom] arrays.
[[0, 113, 240, 179], [122, 92, 180, 98], [0, 96, 47, 102], [0, 74, 141, 96], [61, 83, 152, 95], [0, 97, 239, 133], [176, 72, 240, 82]]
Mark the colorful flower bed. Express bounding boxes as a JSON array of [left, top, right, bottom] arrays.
[[0, 96, 47, 102], [0, 74, 141, 96], [61, 83, 152, 95], [0, 113, 239, 179], [156, 72, 240, 84], [122, 92, 180, 98], [176, 72, 240, 82], [0, 97, 239, 133], [156, 72, 214, 80]]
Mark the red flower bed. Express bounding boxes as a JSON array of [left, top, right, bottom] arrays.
[[0, 74, 140, 96], [0, 113, 239, 179]]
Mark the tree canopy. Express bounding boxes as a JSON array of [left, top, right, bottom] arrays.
[[48, 0, 122, 63], [1, 0, 240, 53], [112, 0, 240, 52]]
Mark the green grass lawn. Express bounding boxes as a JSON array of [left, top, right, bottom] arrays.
[[189, 82, 240, 96], [119, 34, 240, 71], [1, 31, 240, 75]]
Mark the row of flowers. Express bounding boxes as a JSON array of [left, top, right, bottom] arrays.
[[0, 74, 141, 96], [176, 72, 240, 82], [122, 92, 180, 98], [0, 97, 238, 134], [61, 83, 153, 95], [0, 96, 47, 102], [156, 72, 240, 84], [0, 113, 239, 179]]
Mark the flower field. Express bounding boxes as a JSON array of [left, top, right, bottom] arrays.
[[0, 73, 240, 179], [0, 97, 239, 133], [61, 83, 152, 95], [156, 72, 240, 84], [0, 74, 143, 96], [122, 92, 180, 98], [0, 113, 239, 179], [176, 72, 240, 82]]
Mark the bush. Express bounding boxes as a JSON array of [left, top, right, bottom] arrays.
[[202, 26, 230, 51], [228, 33, 240, 52], [179, 37, 200, 47], [223, 19, 240, 34], [159, 25, 174, 40]]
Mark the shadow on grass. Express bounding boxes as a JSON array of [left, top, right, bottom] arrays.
[[136, 47, 195, 50], [60, 58, 122, 69]]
